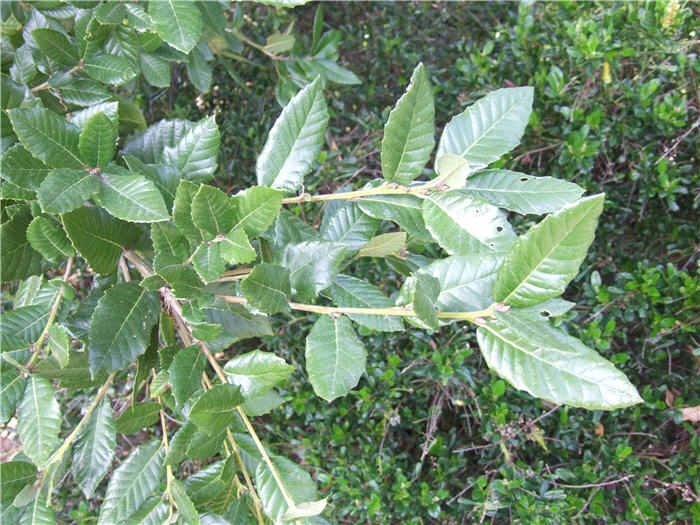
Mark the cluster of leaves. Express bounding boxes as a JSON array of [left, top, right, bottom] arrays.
[[229, 2, 697, 523], [3, 1, 689, 524]]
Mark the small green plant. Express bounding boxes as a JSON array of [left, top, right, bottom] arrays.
[[1, 3, 643, 523]]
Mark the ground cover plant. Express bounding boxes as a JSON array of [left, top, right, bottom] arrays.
[[1, 1, 699, 524]]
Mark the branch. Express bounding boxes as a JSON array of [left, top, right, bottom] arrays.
[[281, 178, 450, 205], [41, 371, 117, 470], [25, 257, 74, 370], [219, 294, 498, 323]]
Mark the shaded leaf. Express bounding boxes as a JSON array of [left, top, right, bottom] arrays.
[[17, 376, 61, 466], [0, 461, 36, 505], [73, 399, 115, 498], [275, 240, 347, 301], [149, 0, 202, 54], [96, 168, 170, 223], [412, 273, 440, 331], [191, 184, 235, 238], [7, 107, 83, 169], [162, 115, 220, 183], [37, 168, 99, 214], [79, 112, 117, 168], [189, 383, 245, 436], [32, 28, 79, 66], [84, 54, 137, 86], [240, 263, 291, 314], [231, 186, 283, 238], [98, 441, 164, 524], [328, 274, 403, 332], [26, 216, 74, 262], [88, 282, 160, 375], [358, 232, 406, 258], [62, 206, 140, 275], [0, 370, 25, 425], [115, 403, 161, 435], [169, 345, 206, 406]]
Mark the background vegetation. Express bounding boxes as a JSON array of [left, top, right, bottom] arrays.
[[4, 1, 699, 523]]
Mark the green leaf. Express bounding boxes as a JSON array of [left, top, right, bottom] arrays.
[[321, 202, 379, 251], [275, 240, 347, 301], [171, 478, 201, 525], [122, 497, 169, 525], [494, 194, 604, 307], [183, 458, 230, 507], [357, 232, 406, 258], [79, 112, 117, 168], [412, 273, 440, 331], [169, 345, 206, 405], [520, 297, 576, 318], [37, 168, 100, 214], [151, 222, 190, 262], [17, 376, 61, 466], [358, 193, 431, 240], [149, 0, 202, 54], [422, 192, 516, 255], [477, 310, 642, 409], [192, 242, 226, 283], [19, 491, 55, 525], [47, 324, 70, 367], [62, 206, 140, 275], [0, 461, 36, 505], [83, 54, 137, 86], [139, 53, 171, 88], [191, 184, 235, 238], [0, 208, 45, 283], [417, 254, 500, 313], [59, 79, 113, 107], [0, 144, 51, 191], [7, 107, 83, 169], [98, 441, 164, 524], [0, 370, 25, 426], [95, 2, 127, 24], [88, 282, 161, 375], [203, 304, 273, 351], [189, 383, 245, 436], [70, 102, 120, 130], [305, 315, 366, 401], [219, 227, 256, 264], [463, 169, 585, 215], [162, 115, 220, 183], [240, 263, 291, 314], [187, 44, 212, 93], [95, 168, 170, 223], [242, 389, 285, 416], [32, 28, 79, 66], [231, 186, 283, 238], [0, 304, 50, 352], [437, 87, 533, 171], [328, 275, 403, 332], [123, 120, 193, 164], [255, 455, 319, 523], [173, 180, 203, 245], [154, 253, 204, 298], [257, 77, 329, 193], [36, 352, 107, 389], [224, 350, 294, 399], [26, 216, 74, 262], [381, 62, 435, 184], [115, 403, 161, 435], [165, 421, 196, 467], [273, 209, 320, 245], [124, 157, 180, 211], [73, 399, 115, 498]]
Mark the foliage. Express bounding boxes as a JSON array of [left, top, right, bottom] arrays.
[[1, 2, 698, 525]]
